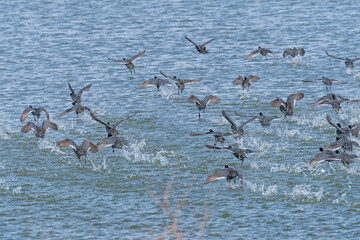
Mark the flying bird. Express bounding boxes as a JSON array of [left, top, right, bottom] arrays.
[[283, 47, 305, 58], [270, 93, 304, 117], [205, 145, 261, 164], [187, 95, 220, 119], [139, 76, 175, 91], [56, 103, 91, 117], [190, 129, 233, 145], [235, 112, 282, 128], [90, 111, 136, 137], [108, 50, 146, 73], [67, 82, 91, 104], [20, 106, 50, 125], [246, 46, 274, 60], [160, 71, 202, 94], [57, 139, 97, 163], [184, 36, 215, 54], [222, 110, 256, 138], [96, 136, 128, 152], [21, 120, 58, 138], [325, 51, 360, 69], [302, 77, 347, 92], [233, 75, 260, 91], [204, 165, 243, 184]]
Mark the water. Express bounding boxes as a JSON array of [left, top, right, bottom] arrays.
[[1, 0, 360, 239]]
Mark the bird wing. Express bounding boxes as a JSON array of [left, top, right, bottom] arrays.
[[249, 75, 260, 82], [326, 115, 342, 132], [184, 36, 200, 48], [331, 79, 348, 84], [270, 98, 285, 108], [287, 93, 304, 107], [240, 116, 257, 128], [78, 84, 92, 97], [89, 112, 111, 127], [203, 95, 220, 105], [129, 50, 146, 62], [205, 145, 234, 153], [233, 76, 244, 85], [107, 57, 126, 64], [82, 140, 98, 153], [204, 169, 228, 184], [21, 122, 37, 133], [200, 38, 215, 47], [57, 139, 78, 150], [187, 95, 200, 104], [67, 82, 76, 99], [183, 78, 202, 84], [222, 110, 237, 127], [39, 107, 50, 121], [159, 71, 176, 81], [325, 51, 345, 61], [245, 49, 260, 60], [96, 137, 117, 151], [298, 48, 305, 56], [301, 80, 315, 83], [112, 113, 137, 128], [56, 107, 75, 117], [20, 107, 34, 122], [265, 49, 274, 55], [42, 120, 58, 131], [234, 112, 257, 119], [283, 48, 292, 57]]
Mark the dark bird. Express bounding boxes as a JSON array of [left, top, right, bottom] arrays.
[[325, 136, 360, 152], [205, 145, 261, 164], [139, 76, 175, 91], [184, 36, 215, 54], [90, 111, 136, 137], [308, 148, 343, 167], [96, 136, 128, 152], [160, 71, 202, 94], [20, 106, 50, 125], [57, 139, 97, 163], [302, 77, 347, 92], [222, 110, 256, 138], [233, 75, 260, 91], [56, 103, 91, 117], [325, 51, 360, 69], [21, 120, 58, 138], [283, 47, 305, 58], [187, 95, 220, 119], [270, 93, 304, 117], [235, 112, 282, 128], [108, 50, 146, 73], [204, 165, 243, 184], [326, 115, 352, 137], [246, 46, 274, 60], [67, 82, 91, 104], [309, 93, 359, 112], [339, 119, 360, 137], [190, 129, 233, 145]]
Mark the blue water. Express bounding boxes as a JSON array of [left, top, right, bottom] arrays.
[[1, 0, 360, 239]]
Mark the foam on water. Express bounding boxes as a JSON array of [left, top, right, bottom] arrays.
[[288, 184, 324, 202], [245, 180, 278, 196]]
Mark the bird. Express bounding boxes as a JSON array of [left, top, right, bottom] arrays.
[[108, 50, 146, 73], [308, 148, 345, 167], [233, 75, 260, 91], [246, 46, 274, 60], [338, 119, 360, 137], [89, 111, 136, 137], [222, 110, 256, 138], [204, 165, 243, 184], [325, 136, 360, 152], [96, 136, 128, 152], [67, 82, 92, 104], [21, 120, 58, 138], [57, 139, 97, 163], [325, 51, 360, 69], [139, 76, 175, 91], [20, 106, 50, 125], [270, 93, 304, 117], [56, 103, 91, 117], [190, 130, 233, 145], [160, 71, 202, 95], [283, 47, 305, 58], [326, 115, 352, 137], [187, 95, 220, 119], [302, 77, 347, 92], [235, 112, 282, 128], [184, 36, 215, 54], [205, 145, 261, 164], [309, 93, 359, 112]]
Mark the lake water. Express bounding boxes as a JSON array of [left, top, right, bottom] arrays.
[[1, 0, 360, 239]]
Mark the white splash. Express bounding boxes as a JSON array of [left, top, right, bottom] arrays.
[[245, 180, 278, 196], [160, 87, 175, 100], [289, 185, 324, 202], [37, 139, 60, 153]]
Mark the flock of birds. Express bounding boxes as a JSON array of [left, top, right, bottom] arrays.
[[19, 36, 360, 185]]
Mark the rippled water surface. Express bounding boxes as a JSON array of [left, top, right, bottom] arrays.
[[1, 0, 360, 239]]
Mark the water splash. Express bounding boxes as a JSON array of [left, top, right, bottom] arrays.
[[245, 180, 278, 196], [160, 87, 175, 100], [289, 185, 324, 202]]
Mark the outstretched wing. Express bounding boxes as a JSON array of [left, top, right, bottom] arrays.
[[204, 168, 228, 184], [129, 50, 146, 62], [200, 38, 215, 47], [325, 51, 345, 61], [270, 98, 285, 108], [298, 48, 305, 56], [112, 113, 137, 128], [183, 78, 202, 84], [56, 107, 75, 117], [108, 57, 126, 64], [21, 122, 37, 133], [222, 110, 237, 127], [240, 116, 257, 128], [326, 115, 342, 132], [42, 121, 58, 131], [39, 107, 50, 121], [67, 82, 76, 99], [20, 107, 34, 122], [233, 76, 244, 85], [57, 139, 78, 150], [249, 75, 260, 82], [184, 36, 200, 48], [245, 49, 260, 60], [287, 93, 304, 107], [187, 95, 200, 104], [283, 48, 292, 57], [78, 84, 92, 97], [89, 112, 111, 127], [203, 95, 220, 105]]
